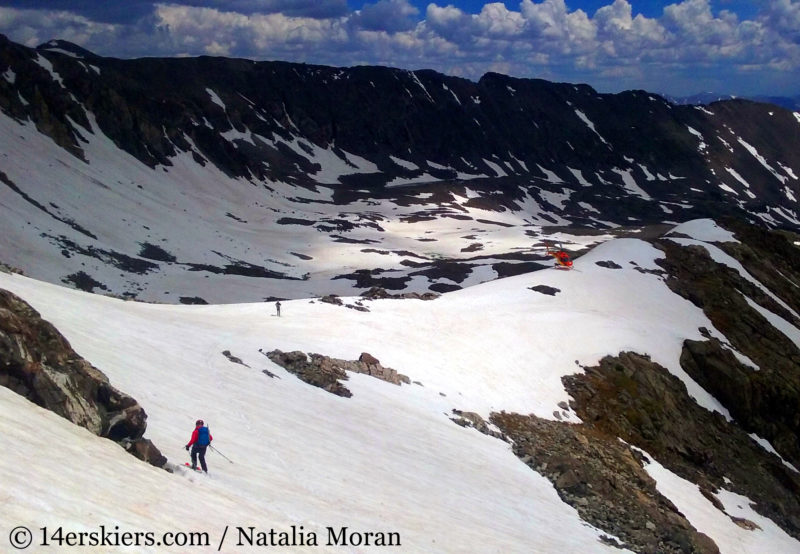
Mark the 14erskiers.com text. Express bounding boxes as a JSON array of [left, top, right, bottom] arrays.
[[237, 525, 401, 547]]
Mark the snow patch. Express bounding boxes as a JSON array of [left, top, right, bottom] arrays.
[[536, 165, 563, 184], [33, 53, 65, 87], [744, 297, 800, 350], [611, 168, 651, 200], [724, 168, 757, 199], [636, 445, 800, 554], [539, 189, 570, 210], [778, 162, 798, 180], [668, 219, 738, 243], [483, 158, 507, 177], [442, 83, 461, 105], [686, 126, 708, 152], [390, 156, 419, 170], [206, 88, 226, 111], [738, 138, 787, 184], [567, 167, 592, 186], [637, 164, 656, 181], [749, 434, 800, 474], [574, 109, 609, 145], [409, 71, 434, 103], [385, 173, 439, 188]]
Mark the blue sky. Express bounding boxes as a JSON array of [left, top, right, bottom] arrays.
[[0, 1, 796, 97]]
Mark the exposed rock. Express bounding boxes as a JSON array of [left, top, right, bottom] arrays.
[[222, 350, 249, 367], [266, 350, 350, 396], [320, 294, 344, 306], [450, 409, 508, 441], [596, 260, 622, 269], [491, 409, 719, 554], [360, 286, 440, 301], [0, 288, 165, 467], [0, 261, 23, 275], [265, 349, 410, 396], [655, 237, 800, 467], [179, 296, 208, 305], [529, 285, 560, 296], [358, 352, 380, 366], [563, 351, 800, 542], [717, 217, 800, 317], [124, 438, 167, 467]]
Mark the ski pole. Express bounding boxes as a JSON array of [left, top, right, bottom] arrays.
[[209, 444, 234, 464]]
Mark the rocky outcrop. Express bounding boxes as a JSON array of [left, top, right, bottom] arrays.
[[528, 284, 560, 296], [655, 235, 800, 468], [492, 409, 719, 554], [563, 352, 800, 543], [0, 288, 166, 467], [450, 409, 507, 441], [266, 350, 352, 397], [360, 287, 440, 301], [716, 217, 800, 321], [492, 222, 800, 551], [265, 349, 410, 397]]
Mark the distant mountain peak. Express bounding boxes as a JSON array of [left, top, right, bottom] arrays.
[[36, 39, 99, 59]]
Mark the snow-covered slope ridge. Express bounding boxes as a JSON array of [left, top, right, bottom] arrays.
[[2, 219, 800, 553]]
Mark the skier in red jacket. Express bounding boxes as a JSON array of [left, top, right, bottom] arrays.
[[185, 419, 213, 472]]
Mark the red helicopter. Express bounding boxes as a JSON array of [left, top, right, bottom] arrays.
[[544, 241, 573, 269]]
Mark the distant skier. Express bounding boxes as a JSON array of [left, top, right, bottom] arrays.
[[276, 301, 281, 317], [185, 419, 213, 472]]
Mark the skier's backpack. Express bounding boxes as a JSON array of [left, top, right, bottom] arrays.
[[197, 426, 210, 446]]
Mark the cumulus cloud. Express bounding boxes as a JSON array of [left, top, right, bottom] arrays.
[[0, 0, 798, 96], [352, 0, 419, 33], [0, 7, 119, 48], [195, 0, 349, 18]]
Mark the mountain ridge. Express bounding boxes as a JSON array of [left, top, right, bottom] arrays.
[[1, 36, 798, 303]]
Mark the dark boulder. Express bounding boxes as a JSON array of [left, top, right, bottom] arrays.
[[0, 288, 166, 467]]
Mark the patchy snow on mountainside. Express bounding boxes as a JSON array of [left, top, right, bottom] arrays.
[[0, 110, 608, 304]]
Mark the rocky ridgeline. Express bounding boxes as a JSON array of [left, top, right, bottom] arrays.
[[483, 349, 799, 553], [655, 221, 800, 469], [486, 222, 800, 552], [564, 352, 800, 544], [266, 350, 410, 397], [0, 288, 166, 467], [3, 35, 799, 232]]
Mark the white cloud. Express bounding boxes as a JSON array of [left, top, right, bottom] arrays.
[[353, 0, 419, 33], [0, 7, 119, 48], [0, 0, 798, 96]]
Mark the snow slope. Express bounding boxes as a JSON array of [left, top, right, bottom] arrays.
[[1, 226, 798, 553], [0, 111, 605, 303]]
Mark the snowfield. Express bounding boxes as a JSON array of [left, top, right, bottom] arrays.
[[0, 110, 607, 304], [2, 220, 799, 553]]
